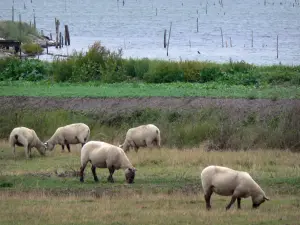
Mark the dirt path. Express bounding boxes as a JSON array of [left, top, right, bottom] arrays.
[[1, 96, 299, 117]]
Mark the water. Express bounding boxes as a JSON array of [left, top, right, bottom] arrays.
[[1, 0, 300, 65]]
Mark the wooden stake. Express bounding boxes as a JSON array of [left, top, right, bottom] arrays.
[[55, 18, 60, 49], [206, 2, 208, 14], [251, 30, 253, 48], [163, 29, 167, 48], [276, 35, 279, 59], [220, 27, 224, 48], [19, 13, 22, 42], [65, 25, 70, 45], [167, 22, 172, 56], [156, 8, 157, 16], [33, 9, 36, 29], [230, 37, 232, 47], [197, 18, 199, 33]]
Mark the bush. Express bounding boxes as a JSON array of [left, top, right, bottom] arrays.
[[0, 58, 49, 81], [22, 43, 43, 55], [144, 61, 184, 83]]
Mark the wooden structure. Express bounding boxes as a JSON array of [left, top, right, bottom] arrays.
[[0, 40, 21, 55]]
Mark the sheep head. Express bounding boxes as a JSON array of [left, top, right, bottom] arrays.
[[44, 142, 55, 151], [125, 167, 136, 184]]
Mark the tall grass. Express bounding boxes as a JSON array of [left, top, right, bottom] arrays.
[[0, 108, 299, 151], [0, 20, 41, 43], [1, 41, 300, 85]]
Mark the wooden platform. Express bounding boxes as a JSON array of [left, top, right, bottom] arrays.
[[0, 40, 21, 53]]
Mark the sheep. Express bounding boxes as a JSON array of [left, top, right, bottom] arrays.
[[9, 127, 46, 159], [119, 124, 161, 153], [201, 165, 269, 210], [79, 141, 136, 184], [45, 123, 90, 152]]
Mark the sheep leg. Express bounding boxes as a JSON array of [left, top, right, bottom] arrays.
[[24, 145, 30, 159], [12, 145, 16, 160], [237, 197, 242, 209], [91, 165, 99, 182], [107, 166, 115, 183], [66, 144, 71, 152], [204, 187, 213, 210], [28, 147, 32, 158], [225, 196, 237, 210], [61, 144, 65, 152], [79, 163, 87, 182]]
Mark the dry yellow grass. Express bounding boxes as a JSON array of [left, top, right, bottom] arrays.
[[0, 141, 300, 225]]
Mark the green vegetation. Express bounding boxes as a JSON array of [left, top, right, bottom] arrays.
[[0, 108, 299, 151], [1, 42, 300, 86], [0, 20, 41, 43], [0, 81, 299, 99], [21, 43, 43, 55], [1, 144, 300, 225]]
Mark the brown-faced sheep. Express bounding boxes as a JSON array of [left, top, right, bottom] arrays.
[[119, 124, 161, 152], [79, 141, 136, 184], [9, 127, 46, 159], [45, 123, 90, 152], [201, 165, 269, 210]]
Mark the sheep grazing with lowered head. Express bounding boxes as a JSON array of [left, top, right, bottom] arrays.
[[45, 123, 90, 152], [201, 165, 269, 210], [119, 124, 161, 153], [9, 127, 47, 159], [80, 141, 136, 184]]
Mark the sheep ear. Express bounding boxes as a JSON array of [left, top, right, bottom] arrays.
[[264, 196, 270, 201]]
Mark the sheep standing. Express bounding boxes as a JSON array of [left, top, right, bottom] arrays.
[[201, 165, 269, 210], [45, 123, 90, 152], [80, 141, 136, 184], [119, 124, 161, 152], [9, 127, 46, 159]]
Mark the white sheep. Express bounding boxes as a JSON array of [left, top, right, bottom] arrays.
[[9, 127, 46, 159], [45, 123, 90, 152], [79, 141, 136, 184], [119, 124, 161, 152], [201, 165, 269, 210]]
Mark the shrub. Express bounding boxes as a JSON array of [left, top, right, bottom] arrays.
[[0, 58, 49, 81], [144, 61, 184, 83], [22, 43, 43, 55]]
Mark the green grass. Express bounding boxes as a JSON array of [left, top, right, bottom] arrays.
[[0, 20, 41, 43], [1, 142, 300, 225], [0, 81, 299, 99]]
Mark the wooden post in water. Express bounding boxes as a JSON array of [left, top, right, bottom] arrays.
[[206, 2, 208, 14], [12, 6, 14, 21], [55, 18, 60, 48], [156, 8, 157, 16], [251, 30, 253, 48], [50, 33, 52, 40], [163, 29, 167, 48], [166, 22, 172, 56], [220, 27, 224, 48], [19, 13, 22, 42], [59, 32, 62, 48], [33, 9, 36, 29], [65, 25, 70, 45], [196, 18, 199, 33], [276, 35, 279, 59], [230, 37, 232, 47]]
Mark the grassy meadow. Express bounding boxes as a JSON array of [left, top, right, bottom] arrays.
[[0, 81, 299, 99], [1, 141, 300, 225]]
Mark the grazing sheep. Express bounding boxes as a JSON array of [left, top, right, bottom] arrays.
[[9, 127, 46, 159], [201, 165, 269, 210], [119, 124, 161, 152], [79, 141, 136, 184], [45, 123, 90, 152]]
